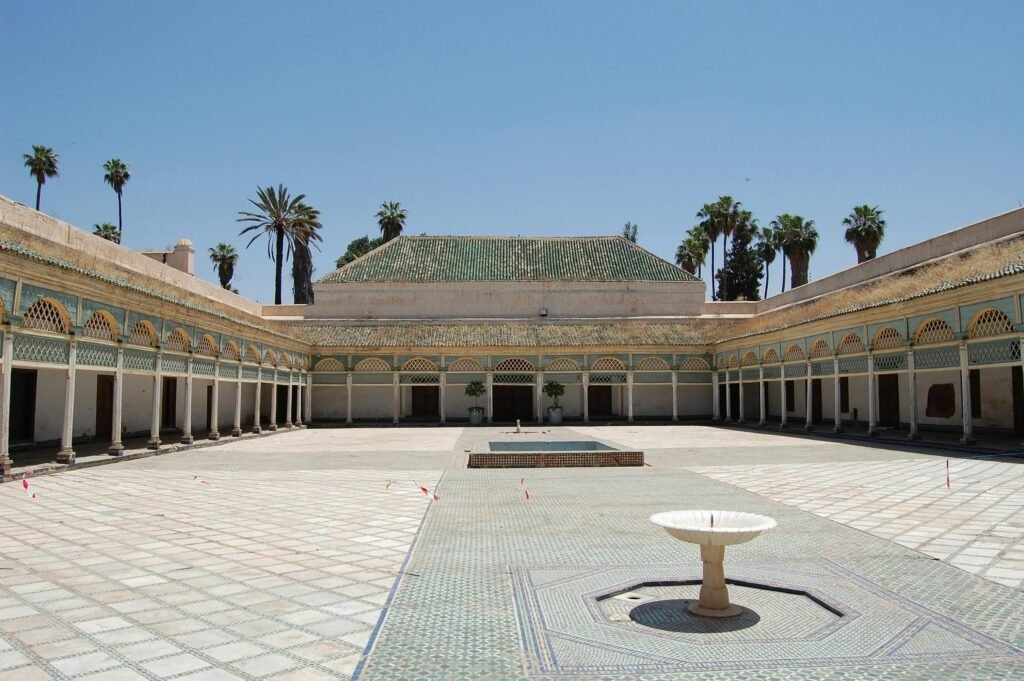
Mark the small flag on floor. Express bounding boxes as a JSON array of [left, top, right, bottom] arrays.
[[946, 459, 950, 488], [22, 477, 36, 499]]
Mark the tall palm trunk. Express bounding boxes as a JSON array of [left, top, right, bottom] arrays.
[[763, 266, 770, 299], [781, 256, 787, 293], [709, 242, 716, 301], [292, 242, 314, 305], [117, 191, 123, 234], [274, 228, 284, 305], [35, 182, 42, 211], [720, 233, 728, 300]]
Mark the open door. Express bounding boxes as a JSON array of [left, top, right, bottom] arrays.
[[877, 374, 900, 427], [10, 369, 36, 442], [96, 375, 114, 439]]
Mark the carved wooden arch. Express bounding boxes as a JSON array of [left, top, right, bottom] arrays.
[[679, 357, 711, 371], [591, 357, 625, 371], [22, 297, 71, 334], [448, 357, 485, 372], [495, 357, 535, 372], [635, 357, 670, 371], [913, 318, 955, 346], [783, 344, 805, 362], [966, 308, 1014, 339], [165, 328, 192, 352], [195, 334, 218, 357], [762, 348, 780, 364], [244, 346, 261, 363], [0, 296, 5, 323], [355, 357, 391, 372], [263, 349, 277, 366], [222, 340, 241, 361], [279, 352, 292, 369], [546, 357, 580, 372], [127, 320, 159, 347], [835, 333, 866, 355], [740, 352, 758, 367], [726, 355, 739, 369], [402, 357, 438, 372], [872, 326, 904, 350], [81, 310, 120, 341], [808, 339, 832, 359], [314, 358, 345, 372]]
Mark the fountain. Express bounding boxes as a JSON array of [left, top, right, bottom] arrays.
[[650, 510, 776, 617]]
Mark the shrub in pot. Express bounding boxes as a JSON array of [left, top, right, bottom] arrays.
[[465, 380, 486, 424], [543, 380, 565, 424]]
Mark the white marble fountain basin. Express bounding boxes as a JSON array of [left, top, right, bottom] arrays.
[[650, 510, 777, 546]]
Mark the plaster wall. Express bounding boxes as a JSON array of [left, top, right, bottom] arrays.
[[124, 374, 153, 435], [312, 386, 347, 421], [33, 368, 65, 441], [352, 386, 393, 420], [633, 384, 672, 418], [678, 384, 712, 417], [72, 370, 100, 438], [917, 370, 963, 427]]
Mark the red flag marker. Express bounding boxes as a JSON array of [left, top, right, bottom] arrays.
[[524, 490, 530, 500], [193, 475, 210, 485], [946, 459, 950, 488], [22, 477, 36, 499]]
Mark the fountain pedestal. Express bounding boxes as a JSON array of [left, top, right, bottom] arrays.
[[692, 544, 741, 617]]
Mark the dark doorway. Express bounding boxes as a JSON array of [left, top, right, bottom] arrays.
[[588, 385, 613, 419], [276, 385, 288, 423], [161, 377, 177, 431], [811, 379, 823, 424], [96, 375, 114, 439], [718, 383, 726, 418], [763, 382, 771, 418], [494, 385, 533, 421], [785, 380, 795, 413], [206, 385, 213, 431], [10, 369, 36, 442], [729, 383, 740, 420], [1012, 366, 1023, 436], [411, 386, 439, 418], [878, 374, 900, 427]]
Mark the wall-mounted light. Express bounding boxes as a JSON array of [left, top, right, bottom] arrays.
[[539, 308, 548, 317]]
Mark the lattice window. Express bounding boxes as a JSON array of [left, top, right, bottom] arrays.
[[716, 357, 725, 369], [914, 318, 955, 346], [263, 350, 277, 366], [127, 321, 158, 347], [448, 357, 484, 372], [22, 299, 69, 333], [873, 352, 907, 372], [679, 357, 710, 371], [762, 348, 780, 364], [740, 352, 758, 367], [0, 298, 5, 323], [355, 357, 391, 372], [836, 333, 865, 355], [78, 342, 117, 367], [762, 365, 781, 379], [13, 334, 69, 364], [315, 358, 345, 372], [873, 327, 904, 350], [726, 355, 739, 368], [124, 348, 156, 372], [81, 312, 119, 341], [195, 335, 217, 357], [809, 340, 832, 359], [222, 342, 240, 361], [591, 357, 625, 371], [546, 357, 580, 372], [495, 358, 535, 372], [784, 345, 805, 362], [635, 357, 670, 371], [165, 328, 191, 352], [280, 352, 292, 368], [402, 357, 438, 372], [967, 309, 1014, 339], [245, 346, 261, 363]]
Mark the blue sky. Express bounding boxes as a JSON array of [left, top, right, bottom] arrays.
[[2, 1, 1021, 303]]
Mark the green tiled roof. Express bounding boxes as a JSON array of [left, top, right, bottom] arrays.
[[295, 320, 728, 348], [319, 236, 699, 284]]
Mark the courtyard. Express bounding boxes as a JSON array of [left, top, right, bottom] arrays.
[[0, 426, 1022, 680]]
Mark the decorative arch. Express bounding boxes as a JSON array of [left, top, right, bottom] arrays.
[[809, 339, 832, 359], [165, 328, 191, 353], [679, 357, 711, 371], [22, 298, 71, 334], [127, 320, 159, 347], [716, 357, 726, 369], [355, 357, 391, 372], [872, 326, 904, 350], [761, 348, 780, 364], [263, 349, 277, 366], [244, 346, 261, 363], [967, 308, 1014, 339], [835, 333, 865, 355], [635, 357, 670, 371], [0, 297, 5, 323], [81, 310, 120, 341], [448, 357, 485, 372], [740, 352, 758, 367], [314, 358, 345, 372], [914, 318, 955, 346], [280, 352, 292, 369], [591, 357, 625, 371], [195, 334, 217, 357], [222, 341, 240, 361], [546, 357, 580, 372], [402, 357, 438, 372], [495, 357, 535, 372], [784, 344, 805, 363], [726, 355, 739, 369]]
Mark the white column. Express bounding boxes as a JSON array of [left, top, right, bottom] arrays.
[[758, 367, 766, 426], [268, 369, 278, 431], [345, 373, 353, 424], [736, 370, 744, 423], [711, 370, 720, 422], [485, 372, 494, 423], [0, 328, 14, 478], [253, 370, 262, 434], [108, 345, 125, 454], [233, 364, 242, 437], [305, 373, 312, 425], [439, 372, 447, 424], [535, 372, 544, 424], [805, 360, 814, 430], [867, 351, 877, 436], [57, 339, 78, 463], [907, 348, 919, 439], [626, 371, 634, 423], [960, 341, 974, 444], [392, 373, 400, 424], [181, 355, 194, 444], [582, 372, 590, 423], [779, 365, 788, 429], [671, 371, 678, 422], [285, 371, 294, 427], [209, 361, 221, 440], [833, 356, 842, 433], [148, 351, 162, 449], [725, 372, 732, 422], [295, 372, 304, 427]]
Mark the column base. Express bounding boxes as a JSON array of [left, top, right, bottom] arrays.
[[672, 417, 679, 423], [56, 448, 75, 464], [0, 455, 12, 482], [867, 428, 879, 438], [833, 426, 844, 434], [293, 420, 303, 428], [779, 422, 788, 430], [107, 442, 125, 456], [252, 425, 262, 434], [960, 435, 975, 445], [736, 419, 745, 425], [147, 437, 161, 450], [268, 424, 278, 432], [180, 434, 194, 445], [391, 419, 399, 425], [757, 420, 766, 428], [908, 430, 921, 440], [284, 422, 293, 429], [208, 431, 221, 441], [231, 427, 242, 437], [711, 417, 721, 423], [804, 424, 814, 431]]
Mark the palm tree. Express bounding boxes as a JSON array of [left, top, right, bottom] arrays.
[[23, 146, 60, 211], [92, 222, 120, 244], [695, 204, 722, 300], [696, 196, 746, 300], [770, 214, 796, 293], [755, 226, 776, 299], [238, 185, 317, 305], [209, 243, 239, 289], [376, 201, 407, 242], [621, 221, 638, 242], [774, 215, 818, 288], [843, 204, 886, 263], [291, 203, 323, 304], [102, 159, 131, 236]]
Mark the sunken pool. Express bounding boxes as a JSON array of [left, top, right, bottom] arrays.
[[468, 440, 644, 468]]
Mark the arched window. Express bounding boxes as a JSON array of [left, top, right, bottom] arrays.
[[809, 339, 832, 359], [761, 348, 780, 364], [967, 309, 1014, 339], [872, 326, 904, 350], [222, 341, 240, 361], [740, 352, 758, 367], [835, 333, 865, 355], [263, 350, 277, 366], [127, 321, 158, 347], [635, 357, 670, 371], [22, 298, 70, 334], [165, 328, 191, 352], [314, 358, 345, 372], [914, 318, 955, 346], [591, 357, 625, 371], [402, 357, 438, 372], [81, 311, 119, 341], [679, 357, 711, 371], [0, 298, 5, 323], [495, 358, 535, 372], [726, 355, 738, 369], [355, 357, 391, 372], [280, 352, 292, 369], [546, 357, 580, 372], [195, 335, 217, 357], [244, 346, 261, 363], [448, 358, 485, 372], [784, 344, 805, 363]]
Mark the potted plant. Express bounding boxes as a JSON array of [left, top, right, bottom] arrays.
[[465, 380, 486, 424], [543, 380, 565, 424]]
